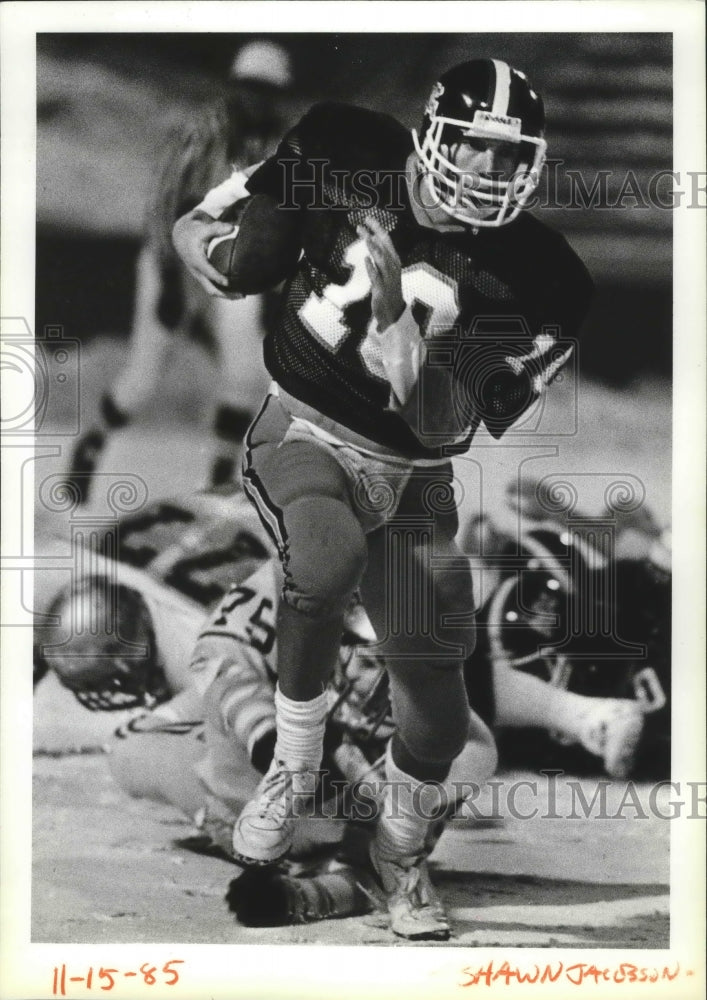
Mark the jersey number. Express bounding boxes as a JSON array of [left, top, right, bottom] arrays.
[[298, 238, 459, 381], [212, 586, 276, 655]]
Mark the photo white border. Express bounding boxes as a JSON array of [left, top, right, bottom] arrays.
[[1, 2, 705, 998]]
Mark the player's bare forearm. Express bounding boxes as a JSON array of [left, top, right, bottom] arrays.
[[172, 209, 243, 298]]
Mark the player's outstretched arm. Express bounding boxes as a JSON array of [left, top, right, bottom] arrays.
[[172, 209, 243, 298]]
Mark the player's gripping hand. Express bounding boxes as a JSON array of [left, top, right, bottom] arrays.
[[172, 209, 244, 299], [358, 218, 405, 332]]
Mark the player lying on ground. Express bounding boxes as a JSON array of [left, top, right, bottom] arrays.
[[464, 479, 670, 780], [36, 492, 667, 930], [34, 479, 667, 786], [35, 484, 660, 779], [172, 57, 595, 938], [33, 486, 272, 694], [40, 554, 656, 928]]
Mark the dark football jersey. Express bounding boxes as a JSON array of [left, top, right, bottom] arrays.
[[247, 102, 594, 458]]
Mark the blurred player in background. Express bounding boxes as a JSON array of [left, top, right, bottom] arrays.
[[172, 57, 594, 937], [64, 40, 293, 502]]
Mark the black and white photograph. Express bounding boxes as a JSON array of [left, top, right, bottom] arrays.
[[1, 2, 705, 998]]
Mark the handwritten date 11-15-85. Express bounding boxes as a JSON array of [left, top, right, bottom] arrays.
[[52, 961, 184, 995]]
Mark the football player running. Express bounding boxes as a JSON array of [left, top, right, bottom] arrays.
[[171, 58, 594, 940]]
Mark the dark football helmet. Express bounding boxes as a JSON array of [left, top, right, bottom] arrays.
[[413, 58, 547, 227], [477, 514, 670, 776], [41, 577, 170, 711]]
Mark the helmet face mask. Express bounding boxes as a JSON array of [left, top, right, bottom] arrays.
[[72, 655, 170, 712], [330, 644, 393, 745], [413, 59, 547, 228]]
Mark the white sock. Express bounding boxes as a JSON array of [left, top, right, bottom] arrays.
[[376, 742, 447, 860], [272, 686, 328, 771]]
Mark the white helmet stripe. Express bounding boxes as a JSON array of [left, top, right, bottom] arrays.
[[490, 59, 512, 116]]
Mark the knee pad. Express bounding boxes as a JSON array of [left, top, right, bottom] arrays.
[[281, 495, 368, 618]]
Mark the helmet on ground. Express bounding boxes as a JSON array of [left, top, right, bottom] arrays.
[[480, 518, 670, 776], [42, 577, 170, 711], [413, 58, 546, 228]]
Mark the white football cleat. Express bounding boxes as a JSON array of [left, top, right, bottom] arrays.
[[369, 839, 450, 941], [579, 699, 645, 779], [232, 759, 318, 865]]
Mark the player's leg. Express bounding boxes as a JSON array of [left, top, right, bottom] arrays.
[[360, 464, 484, 779], [109, 718, 263, 858], [491, 660, 644, 778], [243, 397, 369, 691], [64, 245, 176, 503], [111, 248, 178, 414], [108, 720, 209, 820], [359, 638, 487, 940], [64, 390, 133, 506], [235, 396, 369, 863], [208, 291, 272, 487], [211, 403, 256, 488], [359, 465, 494, 939]]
